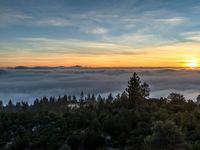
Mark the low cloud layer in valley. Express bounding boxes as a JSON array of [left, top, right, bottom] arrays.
[[0, 67, 200, 104]]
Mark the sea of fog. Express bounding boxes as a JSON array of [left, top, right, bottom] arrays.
[[0, 67, 200, 104]]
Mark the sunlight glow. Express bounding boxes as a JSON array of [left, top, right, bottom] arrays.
[[186, 59, 199, 68]]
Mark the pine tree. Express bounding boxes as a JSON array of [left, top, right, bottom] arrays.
[[126, 72, 149, 106]]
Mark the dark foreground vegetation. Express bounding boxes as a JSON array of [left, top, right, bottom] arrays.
[[1, 73, 200, 150]]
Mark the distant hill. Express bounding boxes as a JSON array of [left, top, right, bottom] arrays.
[[9, 65, 84, 70]]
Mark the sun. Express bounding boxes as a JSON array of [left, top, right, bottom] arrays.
[[185, 59, 199, 68]]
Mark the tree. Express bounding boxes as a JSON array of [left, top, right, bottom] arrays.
[[121, 91, 128, 101], [21, 101, 28, 111], [80, 91, 85, 107], [62, 95, 68, 105], [49, 97, 56, 105], [59, 144, 71, 150], [87, 94, 91, 101], [0, 100, 3, 109], [97, 95, 103, 102], [41, 97, 49, 105], [141, 82, 150, 99], [7, 100, 14, 111], [168, 93, 186, 104], [80, 91, 84, 102], [91, 94, 96, 103], [68, 95, 72, 102], [144, 120, 190, 150], [196, 94, 200, 105], [72, 96, 77, 102], [126, 72, 150, 105], [107, 93, 113, 103], [34, 98, 40, 106]]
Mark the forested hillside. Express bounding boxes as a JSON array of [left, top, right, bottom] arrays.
[[0, 73, 200, 150]]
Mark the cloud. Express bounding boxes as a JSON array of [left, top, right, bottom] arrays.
[[0, 68, 200, 104], [191, 5, 200, 13], [0, 9, 32, 26], [19, 37, 56, 42], [104, 33, 155, 45], [182, 31, 200, 41], [84, 27, 108, 34], [155, 17, 187, 25], [18, 37, 143, 55], [35, 18, 72, 27]]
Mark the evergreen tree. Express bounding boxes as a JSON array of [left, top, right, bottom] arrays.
[[196, 94, 200, 105], [107, 93, 113, 103], [126, 72, 149, 106], [80, 91, 84, 102], [121, 91, 128, 101], [7, 99, 14, 108], [168, 93, 186, 104], [0, 100, 3, 108], [141, 82, 150, 99], [144, 120, 190, 150]]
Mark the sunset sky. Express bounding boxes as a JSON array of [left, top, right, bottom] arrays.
[[0, 0, 200, 67]]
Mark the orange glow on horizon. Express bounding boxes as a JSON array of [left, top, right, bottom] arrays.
[[1, 42, 200, 68]]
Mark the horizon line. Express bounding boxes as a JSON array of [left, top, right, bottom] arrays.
[[1, 65, 199, 69]]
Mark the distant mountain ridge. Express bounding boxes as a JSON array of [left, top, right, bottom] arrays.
[[8, 65, 84, 69], [5, 66, 186, 70]]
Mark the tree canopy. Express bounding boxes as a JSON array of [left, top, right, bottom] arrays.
[[0, 72, 200, 150]]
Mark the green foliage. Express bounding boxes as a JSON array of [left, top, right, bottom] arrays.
[[144, 120, 190, 150], [59, 144, 71, 150], [168, 93, 186, 104], [126, 72, 150, 106]]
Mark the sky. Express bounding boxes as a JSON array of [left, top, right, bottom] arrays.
[[0, 0, 200, 67]]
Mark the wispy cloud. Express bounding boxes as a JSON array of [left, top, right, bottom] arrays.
[[182, 31, 200, 41], [191, 5, 200, 13], [84, 27, 108, 34], [18, 37, 143, 55], [155, 17, 187, 25], [0, 9, 32, 26], [102, 32, 178, 48], [35, 18, 72, 27]]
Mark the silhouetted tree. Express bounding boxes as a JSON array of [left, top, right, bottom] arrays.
[[126, 72, 149, 106], [116, 93, 121, 101], [97, 95, 102, 102], [21, 101, 28, 111], [68, 95, 72, 101], [91, 94, 96, 102], [72, 95, 77, 102], [80, 91, 85, 107], [197, 94, 200, 105], [34, 98, 39, 106], [62, 95, 68, 105], [49, 97, 56, 105], [121, 91, 128, 101], [41, 97, 49, 105], [87, 94, 91, 101], [168, 93, 186, 104], [107, 93, 113, 103], [0, 100, 3, 107], [7, 99, 14, 108], [80, 91, 84, 102], [141, 82, 150, 99]]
